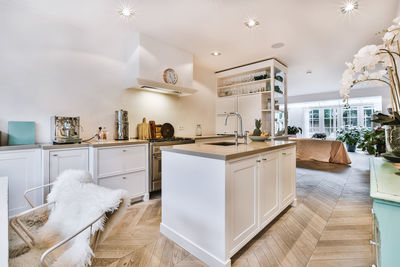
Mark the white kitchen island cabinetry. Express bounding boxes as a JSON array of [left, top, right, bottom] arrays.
[[89, 143, 149, 201], [161, 141, 296, 267], [0, 149, 42, 216]]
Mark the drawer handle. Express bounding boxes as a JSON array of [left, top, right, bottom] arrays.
[[256, 160, 261, 163], [370, 240, 379, 246], [282, 152, 287, 155], [122, 177, 127, 180], [122, 150, 127, 152], [262, 158, 267, 161], [52, 154, 58, 157]]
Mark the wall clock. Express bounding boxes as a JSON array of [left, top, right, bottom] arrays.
[[163, 68, 178, 85]]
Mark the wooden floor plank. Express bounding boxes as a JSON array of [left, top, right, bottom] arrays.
[[90, 152, 373, 267]]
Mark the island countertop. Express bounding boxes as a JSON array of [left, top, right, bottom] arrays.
[[161, 140, 296, 160]]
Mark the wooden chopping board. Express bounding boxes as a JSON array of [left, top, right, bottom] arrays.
[[137, 118, 150, 140], [149, 121, 156, 139]]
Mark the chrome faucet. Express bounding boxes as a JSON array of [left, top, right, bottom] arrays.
[[224, 112, 249, 145]]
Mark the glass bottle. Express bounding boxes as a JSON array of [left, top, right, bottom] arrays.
[[195, 124, 202, 136]]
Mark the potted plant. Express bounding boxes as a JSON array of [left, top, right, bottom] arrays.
[[340, 16, 400, 155], [358, 127, 386, 155], [287, 126, 302, 137], [336, 127, 362, 152]]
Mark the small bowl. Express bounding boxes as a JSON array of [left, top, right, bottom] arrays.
[[249, 135, 268, 142]]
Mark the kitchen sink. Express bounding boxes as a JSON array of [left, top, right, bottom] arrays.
[[207, 141, 237, 146]]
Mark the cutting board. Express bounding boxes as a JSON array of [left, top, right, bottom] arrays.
[[137, 118, 150, 140], [149, 121, 156, 139], [8, 121, 35, 145]]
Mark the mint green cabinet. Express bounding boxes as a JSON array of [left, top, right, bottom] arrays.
[[370, 158, 400, 267]]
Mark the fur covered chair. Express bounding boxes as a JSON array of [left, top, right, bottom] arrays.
[[9, 170, 128, 267]]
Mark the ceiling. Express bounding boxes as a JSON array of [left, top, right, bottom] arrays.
[[4, 0, 400, 96]]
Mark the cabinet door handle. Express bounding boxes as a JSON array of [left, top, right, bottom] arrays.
[[282, 152, 287, 155], [262, 158, 267, 161], [371, 208, 374, 214], [52, 154, 58, 157], [256, 160, 261, 163], [370, 240, 379, 246], [122, 177, 127, 180]]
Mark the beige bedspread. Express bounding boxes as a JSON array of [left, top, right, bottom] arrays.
[[290, 138, 351, 165]]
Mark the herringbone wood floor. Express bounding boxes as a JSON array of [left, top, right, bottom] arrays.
[[92, 153, 373, 267]]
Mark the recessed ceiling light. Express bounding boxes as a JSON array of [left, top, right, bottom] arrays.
[[306, 70, 312, 75], [244, 18, 260, 29], [211, 51, 221, 56], [271, 42, 285, 49], [341, 0, 358, 14], [118, 6, 135, 18]]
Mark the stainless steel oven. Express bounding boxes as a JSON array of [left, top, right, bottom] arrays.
[[149, 138, 194, 192]]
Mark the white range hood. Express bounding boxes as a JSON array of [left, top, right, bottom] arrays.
[[125, 34, 198, 97], [131, 78, 198, 96]]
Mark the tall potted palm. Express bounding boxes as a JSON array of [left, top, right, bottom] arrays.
[[340, 17, 400, 156]]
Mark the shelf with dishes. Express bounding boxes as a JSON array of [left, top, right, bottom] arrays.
[[217, 81, 284, 97], [215, 58, 288, 139]]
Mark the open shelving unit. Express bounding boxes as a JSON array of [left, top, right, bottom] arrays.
[[215, 58, 288, 139]]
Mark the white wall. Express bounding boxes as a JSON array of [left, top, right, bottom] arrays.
[[0, 2, 216, 144]]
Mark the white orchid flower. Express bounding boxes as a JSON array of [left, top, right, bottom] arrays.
[[383, 24, 400, 44], [369, 70, 388, 80], [353, 45, 380, 71], [357, 71, 369, 81]]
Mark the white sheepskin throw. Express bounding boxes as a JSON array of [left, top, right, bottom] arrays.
[[37, 170, 127, 267]]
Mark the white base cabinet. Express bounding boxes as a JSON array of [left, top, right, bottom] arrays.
[[0, 149, 42, 216], [161, 145, 296, 267], [90, 144, 149, 201], [44, 148, 89, 183]]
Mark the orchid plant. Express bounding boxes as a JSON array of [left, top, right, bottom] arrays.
[[340, 17, 400, 125]]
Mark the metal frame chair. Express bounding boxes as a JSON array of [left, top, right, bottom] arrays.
[[10, 183, 123, 266]]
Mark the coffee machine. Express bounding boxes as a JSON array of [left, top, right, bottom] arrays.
[[51, 116, 82, 144], [114, 110, 129, 140]]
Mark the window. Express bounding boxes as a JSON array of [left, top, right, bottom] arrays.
[[309, 109, 319, 133], [364, 106, 374, 128], [324, 108, 337, 137], [342, 107, 358, 128], [306, 106, 375, 138]]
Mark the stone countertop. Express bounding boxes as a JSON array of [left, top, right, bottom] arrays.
[[370, 157, 400, 203], [0, 144, 42, 151], [0, 139, 148, 151], [88, 139, 148, 148], [176, 134, 234, 140], [161, 140, 296, 160]]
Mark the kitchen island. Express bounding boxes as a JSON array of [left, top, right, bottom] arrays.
[[160, 140, 296, 267]]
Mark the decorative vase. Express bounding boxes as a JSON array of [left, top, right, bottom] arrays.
[[346, 143, 357, 152], [376, 143, 386, 154], [385, 125, 400, 156]]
